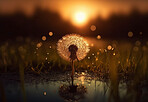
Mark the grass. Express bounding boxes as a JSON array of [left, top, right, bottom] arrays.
[[0, 37, 148, 102], [0, 38, 147, 79]]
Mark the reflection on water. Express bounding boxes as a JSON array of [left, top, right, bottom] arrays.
[[59, 84, 87, 102], [0, 72, 148, 102]]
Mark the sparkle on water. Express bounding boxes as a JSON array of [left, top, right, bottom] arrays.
[[57, 34, 90, 61]]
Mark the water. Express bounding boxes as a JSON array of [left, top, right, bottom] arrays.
[[0, 72, 147, 102]]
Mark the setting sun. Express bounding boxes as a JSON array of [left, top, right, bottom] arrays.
[[74, 12, 86, 24], [72, 11, 88, 27]]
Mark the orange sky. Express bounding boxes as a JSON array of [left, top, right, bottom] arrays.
[[0, 0, 148, 26]]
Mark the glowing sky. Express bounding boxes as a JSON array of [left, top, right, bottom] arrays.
[[0, 0, 148, 26]]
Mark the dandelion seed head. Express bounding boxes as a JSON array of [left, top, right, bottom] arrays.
[[57, 34, 90, 61]]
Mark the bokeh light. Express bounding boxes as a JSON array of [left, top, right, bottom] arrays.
[[90, 43, 94, 47], [107, 45, 112, 50], [128, 32, 133, 37], [97, 35, 101, 39], [133, 46, 139, 52], [42, 36, 46, 41], [135, 40, 141, 46], [90, 25, 96, 31], [142, 46, 147, 51], [49, 32, 53, 36], [146, 41, 148, 46], [37, 42, 42, 48], [43, 92, 47, 96], [140, 32, 143, 35]]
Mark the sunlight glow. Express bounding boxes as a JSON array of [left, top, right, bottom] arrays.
[[72, 11, 88, 26]]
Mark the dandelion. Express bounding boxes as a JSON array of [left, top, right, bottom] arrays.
[[57, 34, 90, 86], [57, 34, 90, 61]]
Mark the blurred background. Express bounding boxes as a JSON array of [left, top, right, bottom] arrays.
[[0, 0, 148, 41]]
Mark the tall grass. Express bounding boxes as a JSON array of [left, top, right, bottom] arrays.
[[0, 37, 148, 102]]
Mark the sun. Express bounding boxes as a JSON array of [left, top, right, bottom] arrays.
[[72, 11, 88, 27], [75, 12, 86, 23]]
